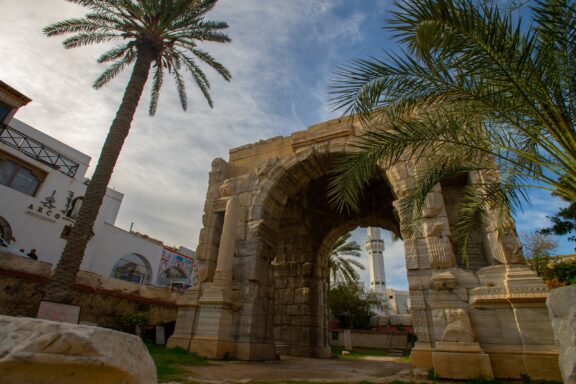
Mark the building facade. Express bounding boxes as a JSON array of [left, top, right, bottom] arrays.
[[0, 81, 195, 287], [365, 227, 391, 314], [365, 227, 387, 293]]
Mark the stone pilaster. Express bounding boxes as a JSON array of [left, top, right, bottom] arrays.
[[188, 196, 240, 359], [166, 288, 201, 350]]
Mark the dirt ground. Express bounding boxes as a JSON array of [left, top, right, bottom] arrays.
[[176, 355, 414, 383]]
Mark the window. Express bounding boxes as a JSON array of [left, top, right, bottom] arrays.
[[111, 253, 152, 285], [0, 216, 12, 242], [0, 101, 11, 123], [0, 151, 45, 196]]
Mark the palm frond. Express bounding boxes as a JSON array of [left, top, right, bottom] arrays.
[[46, 0, 232, 115], [328, 232, 366, 285], [149, 62, 164, 116], [93, 50, 136, 89]]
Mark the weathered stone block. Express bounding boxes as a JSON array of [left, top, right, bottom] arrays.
[[432, 350, 493, 379], [286, 305, 299, 315], [422, 191, 445, 218], [276, 288, 294, 304], [386, 161, 409, 182], [412, 309, 431, 342], [442, 309, 475, 342], [430, 271, 458, 291], [426, 236, 456, 269], [0, 315, 156, 384], [295, 287, 310, 304], [238, 191, 252, 207], [404, 239, 419, 270]]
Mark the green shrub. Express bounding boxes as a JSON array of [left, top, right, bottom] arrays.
[[116, 311, 149, 333]]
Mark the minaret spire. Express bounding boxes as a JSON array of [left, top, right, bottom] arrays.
[[365, 227, 387, 295]]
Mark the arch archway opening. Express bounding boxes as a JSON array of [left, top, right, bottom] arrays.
[[264, 154, 404, 357], [0, 216, 13, 243], [111, 253, 152, 285], [325, 226, 408, 332]]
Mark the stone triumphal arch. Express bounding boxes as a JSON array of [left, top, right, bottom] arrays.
[[168, 118, 560, 380]]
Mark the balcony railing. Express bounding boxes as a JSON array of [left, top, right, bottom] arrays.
[[0, 123, 79, 177]]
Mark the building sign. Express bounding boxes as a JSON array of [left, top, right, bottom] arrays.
[[157, 248, 197, 287], [25, 190, 76, 223]]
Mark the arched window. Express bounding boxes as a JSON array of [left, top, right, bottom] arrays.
[[111, 253, 152, 285], [0, 216, 12, 242]]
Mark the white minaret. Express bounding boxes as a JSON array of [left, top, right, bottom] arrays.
[[365, 227, 387, 294]]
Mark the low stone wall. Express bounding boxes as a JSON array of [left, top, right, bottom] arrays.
[[0, 250, 181, 328], [331, 329, 409, 350]]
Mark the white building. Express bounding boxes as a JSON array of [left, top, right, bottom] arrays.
[[365, 227, 391, 314], [365, 227, 387, 294], [0, 80, 195, 287]]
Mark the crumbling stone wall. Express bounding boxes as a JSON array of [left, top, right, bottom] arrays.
[[0, 251, 180, 328]]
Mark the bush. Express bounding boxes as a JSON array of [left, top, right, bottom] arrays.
[[526, 256, 576, 288], [116, 311, 149, 333]]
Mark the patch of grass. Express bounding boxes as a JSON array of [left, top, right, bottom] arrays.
[[427, 368, 438, 381], [145, 341, 208, 382], [250, 380, 374, 384], [249, 381, 413, 384]]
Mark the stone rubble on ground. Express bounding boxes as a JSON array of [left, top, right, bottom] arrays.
[[0, 315, 157, 384]]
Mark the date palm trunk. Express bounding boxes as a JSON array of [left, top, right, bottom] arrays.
[[44, 45, 154, 304]]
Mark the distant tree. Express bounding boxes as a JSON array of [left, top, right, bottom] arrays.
[[43, 0, 231, 304], [523, 232, 558, 259], [523, 231, 557, 278], [549, 259, 576, 286], [328, 282, 382, 329], [523, 231, 575, 287], [540, 183, 576, 246], [328, 233, 365, 286]]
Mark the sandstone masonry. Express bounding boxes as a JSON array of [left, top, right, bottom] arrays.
[[168, 117, 561, 380]]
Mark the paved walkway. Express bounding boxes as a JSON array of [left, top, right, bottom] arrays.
[[177, 355, 413, 383]]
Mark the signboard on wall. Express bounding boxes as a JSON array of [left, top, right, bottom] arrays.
[[157, 248, 197, 287]]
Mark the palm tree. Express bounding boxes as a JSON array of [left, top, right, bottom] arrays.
[[43, 0, 231, 304], [328, 0, 576, 259], [328, 232, 365, 285]]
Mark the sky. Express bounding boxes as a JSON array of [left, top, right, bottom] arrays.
[[0, 0, 572, 291]]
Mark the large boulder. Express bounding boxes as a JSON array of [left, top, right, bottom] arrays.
[[0, 315, 157, 384], [546, 286, 576, 384]]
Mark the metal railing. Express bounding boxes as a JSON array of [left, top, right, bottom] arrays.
[[0, 123, 79, 177]]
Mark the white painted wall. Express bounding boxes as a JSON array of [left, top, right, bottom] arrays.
[[1, 118, 169, 285], [89, 224, 163, 281]]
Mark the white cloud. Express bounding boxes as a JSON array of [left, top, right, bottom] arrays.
[[6, 0, 565, 277], [0, 0, 389, 251]]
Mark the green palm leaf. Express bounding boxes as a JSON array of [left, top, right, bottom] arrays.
[[328, 233, 366, 285], [329, 0, 576, 267], [43, 0, 232, 304]]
